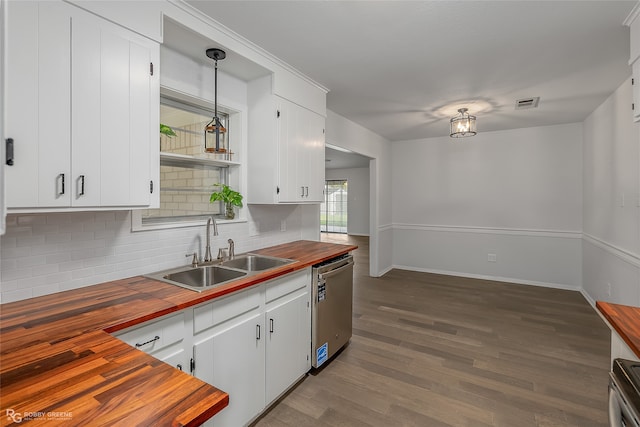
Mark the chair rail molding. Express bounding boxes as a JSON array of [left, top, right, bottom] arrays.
[[583, 233, 640, 268]]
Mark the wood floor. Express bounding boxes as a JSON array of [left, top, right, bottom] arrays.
[[253, 234, 611, 427]]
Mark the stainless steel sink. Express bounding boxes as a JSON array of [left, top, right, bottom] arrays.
[[164, 266, 246, 289], [220, 254, 295, 271], [145, 253, 296, 292]]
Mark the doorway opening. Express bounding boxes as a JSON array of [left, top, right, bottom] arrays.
[[321, 180, 347, 234]]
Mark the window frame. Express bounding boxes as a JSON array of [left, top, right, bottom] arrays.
[[132, 86, 247, 232]]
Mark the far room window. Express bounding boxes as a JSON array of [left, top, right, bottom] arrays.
[[321, 180, 348, 234]]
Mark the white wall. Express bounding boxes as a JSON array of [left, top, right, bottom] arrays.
[[582, 77, 640, 306], [391, 123, 584, 288], [325, 167, 370, 236], [325, 110, 392, 276]]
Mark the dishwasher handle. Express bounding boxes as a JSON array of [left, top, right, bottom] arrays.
[[318, 259, 353, 280]]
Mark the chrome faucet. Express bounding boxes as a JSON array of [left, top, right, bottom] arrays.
[[204, 217, 218, 262], [228, 239, 235, 259]]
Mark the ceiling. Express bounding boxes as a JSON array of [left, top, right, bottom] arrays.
[[186, 1, 636, 142]]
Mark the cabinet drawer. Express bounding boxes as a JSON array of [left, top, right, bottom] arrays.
[[115, 312, 184, 354], [193, 286, 261, 334], [265, 269, 309, 303]]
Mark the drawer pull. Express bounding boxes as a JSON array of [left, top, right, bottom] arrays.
[[135, 335, 160, 348]]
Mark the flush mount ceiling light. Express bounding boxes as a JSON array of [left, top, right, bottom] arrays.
[[204, 48, 226, 153], [449, 108, 477, 138]]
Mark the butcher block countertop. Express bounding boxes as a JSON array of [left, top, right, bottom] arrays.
[[0, 240, 357, 426], [597, 301, 640, 358]]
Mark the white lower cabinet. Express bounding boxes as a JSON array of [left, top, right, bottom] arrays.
[[192, 286, 265, 427], [265, 273, 311, 405], [113, 311, 189, 371], [112, 269, 311, 427]]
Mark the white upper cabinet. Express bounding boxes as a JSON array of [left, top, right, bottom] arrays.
[[248, 75, 325, 204], [4, 0, 159, 210], [5, 1, 71, 208], [625, 4, 640, 122]]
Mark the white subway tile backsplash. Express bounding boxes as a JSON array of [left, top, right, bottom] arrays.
[[30, 264, 61, 277], [1, 247, 31, 260], [3, 288, 33, 303], [45, 233, 72, 244], [16, 236, 46, 248], [18, 215, 47, 226], [32, 283, 61, 297], [17, 255, 47, 269], [1, 207, 309, 302]]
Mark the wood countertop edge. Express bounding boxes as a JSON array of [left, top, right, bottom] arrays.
[[0, 240, 357, 426], [596, 301, 640, 358]]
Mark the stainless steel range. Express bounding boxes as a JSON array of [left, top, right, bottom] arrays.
[[610, 358, 640, 427]]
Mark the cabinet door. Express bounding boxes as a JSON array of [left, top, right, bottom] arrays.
[[265, 291, 310, 404], [304, 111, 325, 202], [5, 1, 71, 208], [160, 348, 189, 373], [72, 12, 157, 207], [276, 98, 302, 202], [193, 313, 265, 427]]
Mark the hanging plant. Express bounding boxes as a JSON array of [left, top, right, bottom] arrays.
[[160, 123, 177, 137]]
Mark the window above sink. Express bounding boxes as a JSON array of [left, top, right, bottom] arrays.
[[132, 85, 246, 231]]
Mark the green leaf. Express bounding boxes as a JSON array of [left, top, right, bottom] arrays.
[[160, 123, 177, 137], [210, 184, 243, 208]]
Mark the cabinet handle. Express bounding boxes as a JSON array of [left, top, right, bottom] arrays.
[[58, 173, 65, 195], [135, 335, 160, 348], [269, 318, 274, 333], [177, 364, 183, 371], [256, 324, 261, 340], [301, 186, 305, 197], [78, 175, 85, 197], [305, 186, 309, 197], [5, 138, 14, 166]]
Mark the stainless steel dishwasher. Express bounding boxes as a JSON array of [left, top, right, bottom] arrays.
[[311, 253, 354, 368]]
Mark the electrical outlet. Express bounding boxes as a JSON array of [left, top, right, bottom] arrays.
[[488, 253, 497, 262], [607, 282, 612, 297], [280, 220, 286, 232]]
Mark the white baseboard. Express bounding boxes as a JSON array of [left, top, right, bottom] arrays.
[[391, 264, 581, 292], [376, 265, 394, 277], [347, 232, 369, 237], [580, 288, 597, 308]]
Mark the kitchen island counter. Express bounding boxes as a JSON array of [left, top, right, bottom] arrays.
[[0, 240, 357, 426]]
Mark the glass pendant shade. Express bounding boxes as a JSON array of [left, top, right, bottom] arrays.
[[450, 108, 477, 138], [204, 116, 227, 153]]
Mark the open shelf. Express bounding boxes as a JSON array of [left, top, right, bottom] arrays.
[[160, 152, 241, 168]]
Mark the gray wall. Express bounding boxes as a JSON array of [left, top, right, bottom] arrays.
[[582, 77, 640, 306]]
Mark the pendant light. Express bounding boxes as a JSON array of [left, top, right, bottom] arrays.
[[449, 108, 477, 138], [204, 48, 227, 153]]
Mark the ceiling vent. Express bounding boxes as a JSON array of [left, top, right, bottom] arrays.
[[515, 97, 540, 110]]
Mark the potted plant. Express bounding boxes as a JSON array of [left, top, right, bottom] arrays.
[[210, 184, 243, 219]]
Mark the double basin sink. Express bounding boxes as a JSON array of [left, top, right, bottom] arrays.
[[145, 254, 296, 292]]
